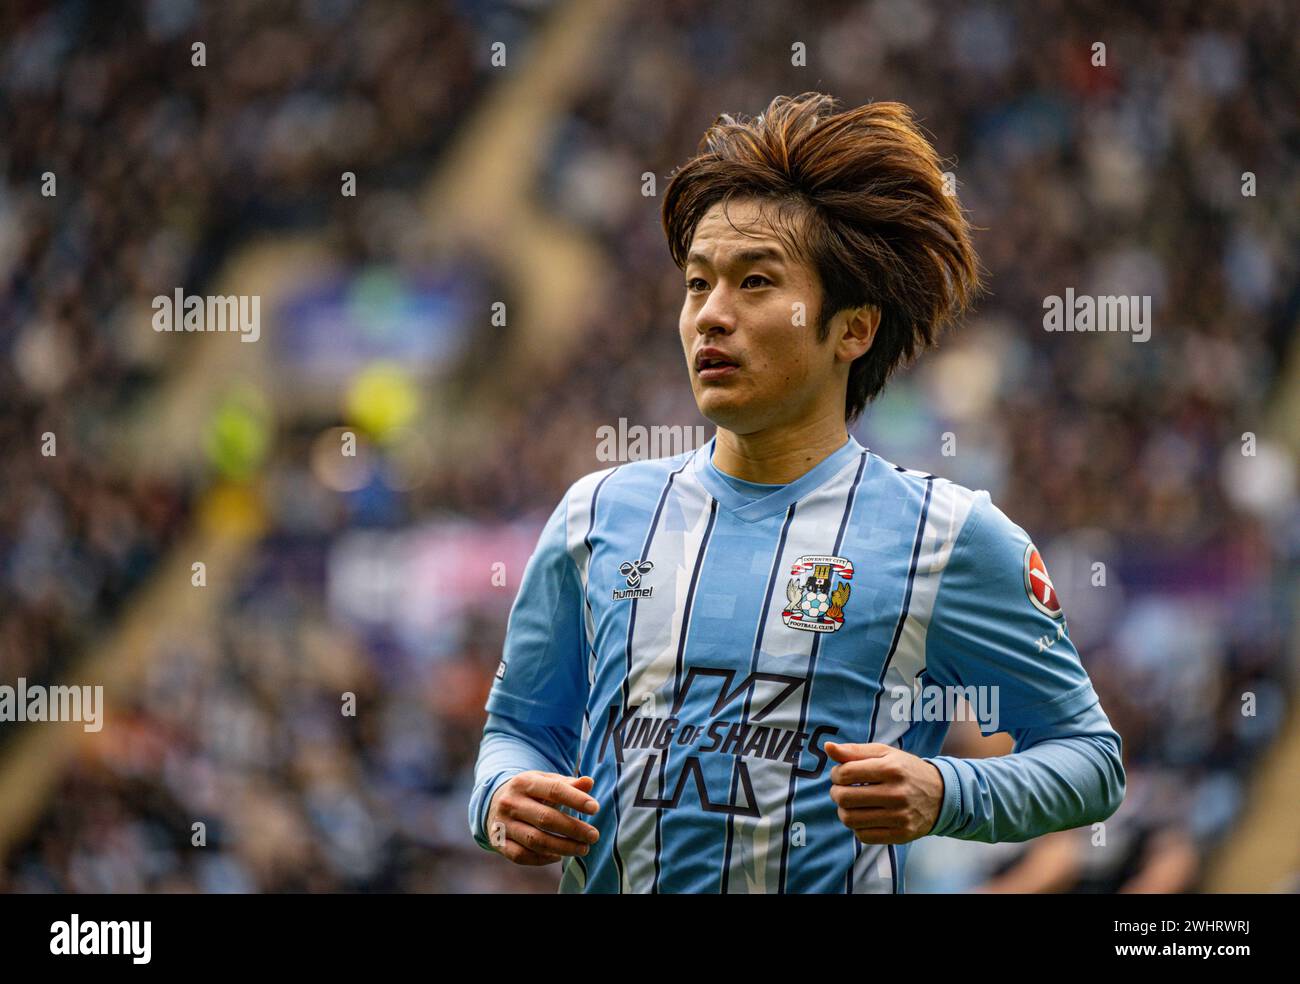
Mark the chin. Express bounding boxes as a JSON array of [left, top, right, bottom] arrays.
[[696, 391, 760, 433]]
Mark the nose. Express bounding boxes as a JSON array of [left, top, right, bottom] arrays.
[[695, 284, 737, 336]]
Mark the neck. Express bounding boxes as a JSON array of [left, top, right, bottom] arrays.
[[712, 413, 849, 484]]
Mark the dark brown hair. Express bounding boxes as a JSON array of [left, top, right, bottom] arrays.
[[662, 92, 981, 422]]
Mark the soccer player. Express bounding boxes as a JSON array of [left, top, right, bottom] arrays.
[[468, 92, 1125, 893]]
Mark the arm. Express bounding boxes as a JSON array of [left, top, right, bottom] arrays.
[[920, 491, 1126, 843], [466, 490, 597, 858], [925, 700, 1125, 842], [469, 711, 580, 850]]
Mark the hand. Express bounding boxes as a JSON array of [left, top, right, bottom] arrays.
[[486, 772, 601, 866], [824, 742, 944, 845]]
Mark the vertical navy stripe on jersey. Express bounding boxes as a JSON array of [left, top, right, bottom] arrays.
[[614, 454, 693, 891], [778, 451, 868, 893], [846, 476, 933, 893], [720, 501, 797, 893], [651, 497, 718, 893]]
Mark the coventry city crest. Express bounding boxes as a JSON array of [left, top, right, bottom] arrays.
[[782, 555, 854, 633]]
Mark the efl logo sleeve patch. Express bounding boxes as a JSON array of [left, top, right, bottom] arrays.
[[1023, 543, 1063, 618]]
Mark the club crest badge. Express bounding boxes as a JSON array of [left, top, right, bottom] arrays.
[[782, 555, 853, 633]]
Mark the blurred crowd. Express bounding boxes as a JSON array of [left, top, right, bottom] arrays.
[[3, 0, 1298, 892], [4, 530, 554, 892], [0, 0, 545, 888], [0, 0, 532, 706]]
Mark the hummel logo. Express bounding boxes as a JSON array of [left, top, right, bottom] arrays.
[[614, 560, 654, 601], [619, 560, 654, 587]]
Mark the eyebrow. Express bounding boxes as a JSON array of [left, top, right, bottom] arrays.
[[685, 246, 786, 269]]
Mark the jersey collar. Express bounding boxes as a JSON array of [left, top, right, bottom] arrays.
[[692, 432, 867, 523]]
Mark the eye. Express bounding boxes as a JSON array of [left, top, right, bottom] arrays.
[[742, 274, 770, 288], [685, 278, 708, 292]]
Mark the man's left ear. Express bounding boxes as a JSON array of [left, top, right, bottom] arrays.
[[838, 305, 880, 362]]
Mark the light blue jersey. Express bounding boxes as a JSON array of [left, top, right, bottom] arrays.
[[470, 434, 1124, 893]]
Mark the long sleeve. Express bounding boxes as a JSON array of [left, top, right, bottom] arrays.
[[468, 489, 591, 852], [924, 701, 1125, 842], [469, 711, 582, 851], [919, 490, 1126, 842]]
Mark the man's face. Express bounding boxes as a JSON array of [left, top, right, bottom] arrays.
[[679, 198, 839, 434]]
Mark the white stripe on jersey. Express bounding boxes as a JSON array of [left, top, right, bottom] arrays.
[[565, 466, 618, 751], [723, 451, 867, 894], [850, 476, 979, 893], [614, 455, 715, 893]]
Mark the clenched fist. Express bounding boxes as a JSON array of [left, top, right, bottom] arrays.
[[825, 742, 944, 845], [486, 772, 601, 866]]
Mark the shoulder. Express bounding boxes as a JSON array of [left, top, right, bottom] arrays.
[[868, 456, 1066, 633], [860, 448, 995, 540], [859, 449, 1046, 582], [559, 446, 702, 513], [548, 446, 703, 551]]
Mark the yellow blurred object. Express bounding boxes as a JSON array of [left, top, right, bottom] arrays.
[[197, 480, 268, 540], [204, 385, 272, 481], [346, 361, 420, 443]]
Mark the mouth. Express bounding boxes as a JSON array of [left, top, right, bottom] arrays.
[[694, 351, 741, 381]]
